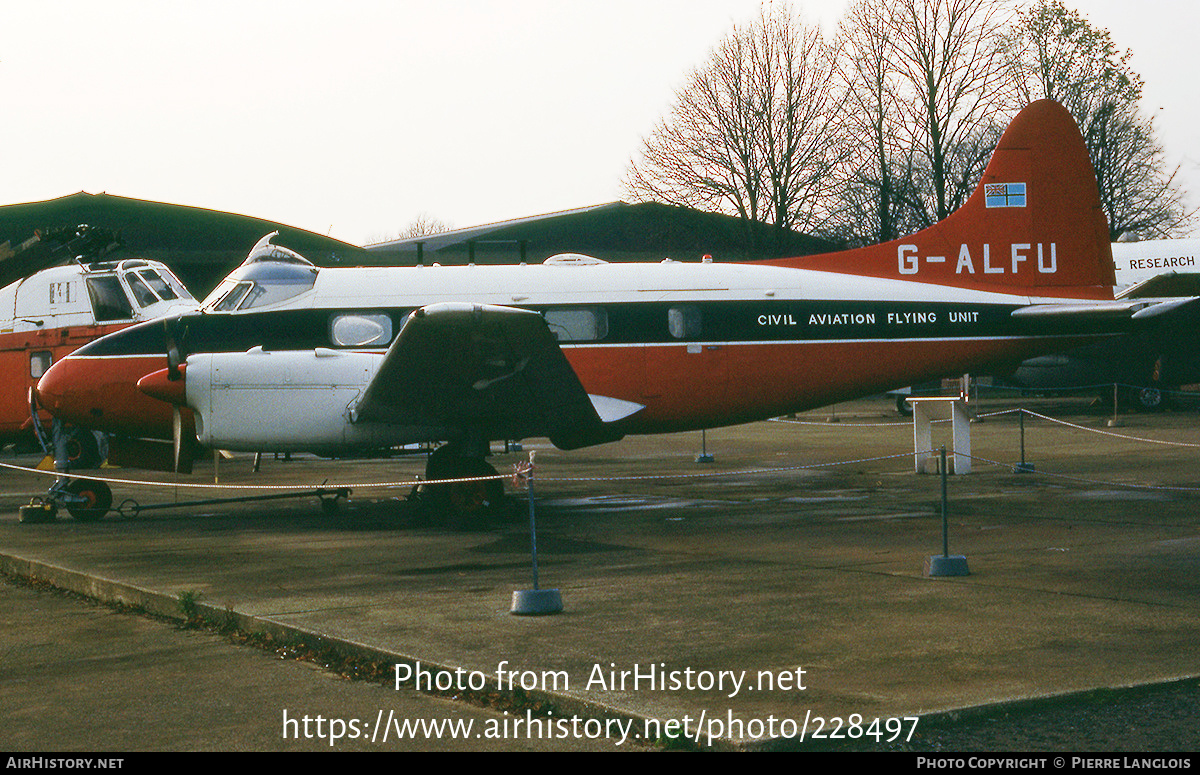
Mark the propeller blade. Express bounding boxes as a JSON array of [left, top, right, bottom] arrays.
[[164, 318, 185, 381], [172, 406, 194, 474]]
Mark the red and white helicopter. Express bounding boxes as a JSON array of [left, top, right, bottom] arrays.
[[1, 227, 197, 466], [34, 101, 1198, 520]]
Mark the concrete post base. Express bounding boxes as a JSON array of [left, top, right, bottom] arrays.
[[925, 555, 970, 577], [511, 589, 563, 615]]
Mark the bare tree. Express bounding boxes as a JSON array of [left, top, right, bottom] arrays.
[[818, 0, 1012, 246], [885, 0, 1015, 223], [625, 4, 842, 256], [1005, 0, 1192, 239], [400, 213, 453, 239], [824, 0, 920, 245], [366, 213, 455, 246]]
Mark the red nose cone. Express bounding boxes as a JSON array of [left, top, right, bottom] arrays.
[[136, 365, 187, 405], [35, 357, 85, 423], [36, 354, 178, 439]]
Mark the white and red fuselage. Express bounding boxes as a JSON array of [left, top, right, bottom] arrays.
[[35, 101, 1156, 455], [35, 250, 1128, 453]]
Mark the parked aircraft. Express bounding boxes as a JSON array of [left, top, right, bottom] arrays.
[[1001, 238, 1200, 408], [1, 228, 198, 462], [34, 101, 1199, 519], [1112, 238, 1200, 296]]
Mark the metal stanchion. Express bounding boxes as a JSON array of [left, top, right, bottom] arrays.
[[511, 451, 562, 615], [925, 446, 970, 577], [1014, 409, 1035, 472]]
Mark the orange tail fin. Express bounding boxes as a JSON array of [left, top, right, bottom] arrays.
[[771, 100, 1114, 300]]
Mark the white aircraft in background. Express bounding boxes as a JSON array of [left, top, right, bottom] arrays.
[[1002, 238, 1200, 407], [1, 226, 197, 463], [1112, 238, 1200, 296]]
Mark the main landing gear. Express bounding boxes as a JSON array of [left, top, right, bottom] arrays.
[[408, 443, 511, 529]]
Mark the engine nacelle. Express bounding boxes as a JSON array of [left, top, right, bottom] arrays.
[[185, 347, 402, 451]]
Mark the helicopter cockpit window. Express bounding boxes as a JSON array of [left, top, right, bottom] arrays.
[[137, 269, 179, 300], [85, 276, 134, 322], [124, 272, 159, 308]]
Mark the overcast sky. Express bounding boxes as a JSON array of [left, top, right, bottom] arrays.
[[2, 1, 1195, 245]]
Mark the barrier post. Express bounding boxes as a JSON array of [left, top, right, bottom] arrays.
[[925, 446, 970, 577], [1014, 410, 1035, 472], [511, 450, 563, 615], [910, 397, 971, 474]]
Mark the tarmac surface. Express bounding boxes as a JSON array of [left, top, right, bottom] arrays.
[[3, 394, 1200, 752]]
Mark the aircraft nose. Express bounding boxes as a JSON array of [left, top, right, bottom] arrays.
[[37, 353, 177, 439], [35, 356, 96, 427]]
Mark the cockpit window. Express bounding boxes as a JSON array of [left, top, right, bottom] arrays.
[[201, 232, 319, 312], [86, 276, 134, 321], [210, 281, 253, 311], [238, 274, 316, 310], [137, 269, 179, 300], [125, 272, 159, 308]]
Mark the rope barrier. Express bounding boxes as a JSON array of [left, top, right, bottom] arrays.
[[0, 460, 501, 491], [3, 402, 1198, 497], [961, 451, 1200, 494], [0, 451, 922, 491], [769, 417, 912, 428], [1017, 409, 1200, 448]]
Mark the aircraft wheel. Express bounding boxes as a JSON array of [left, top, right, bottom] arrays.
[[1137, 387, 1164, 411], [422, 447, 504, 529], [65, 428, 103, 470], [64, 478, 112, 522], [1125, 386, 1169, 412]]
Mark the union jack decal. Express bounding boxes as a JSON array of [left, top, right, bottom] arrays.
[[985, 182, 1026, 208]]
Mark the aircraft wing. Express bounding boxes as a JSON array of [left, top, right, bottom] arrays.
[[352, 302, 639, 450]]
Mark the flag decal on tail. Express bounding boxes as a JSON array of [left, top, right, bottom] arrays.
[[985, 182, 1027, 208]]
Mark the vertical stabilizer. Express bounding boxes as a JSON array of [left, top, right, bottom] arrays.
[[772, 100, 1114, 299]]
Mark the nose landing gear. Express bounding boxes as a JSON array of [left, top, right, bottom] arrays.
[[19, 477, 113, 523]]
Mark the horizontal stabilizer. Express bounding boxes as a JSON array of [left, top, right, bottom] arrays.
[[1010, 301, 1147, 320], [1117, 272, 1200, 300], [1012, 296, 1200, 322]]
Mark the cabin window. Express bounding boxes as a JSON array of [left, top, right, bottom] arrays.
[[668, 305, 702, 340], [330, 313, 393, 347], [30, 351, 51, 379], [544, 308, 608, 342], [85, 276, 134, 322]]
